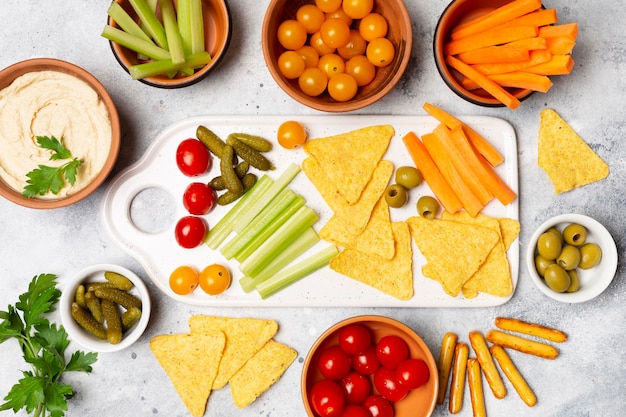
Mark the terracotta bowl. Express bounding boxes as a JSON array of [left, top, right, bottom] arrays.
[[262, 0, 412, 112], [108, 0, 232, 88], [0, 58, 120, 209], [302, 315, 438, 417], [433, 0, 535, 107]]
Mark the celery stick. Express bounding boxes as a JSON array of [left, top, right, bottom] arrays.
[[129, 0, 168, 49], [238, 206, 318, 277], [221, 188, 296, 260], [177, 0, 193, 54], [234, 195, 305, 263], [107, 2, 152, 43], [189, 0, 205, 54], [239, 227, 320, 293], [128, 51, 211, 79], [256, 245, 339, 299], [102, 25, 171, 61], [160, 0, 185, 64], [232, 163, 301, 233], [205, 176, 274, 250]]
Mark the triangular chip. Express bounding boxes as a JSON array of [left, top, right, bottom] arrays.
[[150, 331, 226, 417], [330, 222, 413, 300], [229, 339, 297, 408], [188, 316, 278, 389], [304, 125, 394, 204], [538, 108, 609, 193], [407, 216, 499, 297], [348, 196, 395, 259], [302, 156, 344, 211]]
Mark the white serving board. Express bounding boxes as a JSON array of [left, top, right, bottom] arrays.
[[100, 115, 519, 307]]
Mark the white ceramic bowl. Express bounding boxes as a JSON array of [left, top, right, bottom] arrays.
[[526, 214, 618, 303], [60, 264, 151, 352]]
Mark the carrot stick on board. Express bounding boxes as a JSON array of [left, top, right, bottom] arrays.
[[402, 132, 463, 214], [445, 25, 538, 56], [457, 45, 530, 65], [472, 49, 551, 75], [462, 71, 553, 93]]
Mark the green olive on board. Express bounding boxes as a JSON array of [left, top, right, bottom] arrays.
[[417, 196, 439, 219], [395, 166, 423, 189], [384, 184, 408, 208]]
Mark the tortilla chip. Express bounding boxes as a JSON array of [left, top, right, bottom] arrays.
[[188, 316, 278, 390], [329, 222, 413, 300], [229, 340, 297, 408], [150, 331, 226, 417], [538, 109, 609, 193], [302, 157, 344, 211], [304, 125, 394, 204], [498, 217, 521, 250]]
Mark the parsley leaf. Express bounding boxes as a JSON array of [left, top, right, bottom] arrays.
[[22, 136, 84, 198]]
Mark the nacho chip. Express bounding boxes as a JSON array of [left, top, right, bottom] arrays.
[[304, 125, 394, 204], [348, 196, 395, 259], [301, 157, 344, 211], [229, 339, 297, 408], [150, 331, 226, 417], [329, 222, 413, 300], [188, 316, 278, 390], [538, 109, 609, 193]]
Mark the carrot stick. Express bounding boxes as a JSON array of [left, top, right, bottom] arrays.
[[504, 36, 547, 51], [446, 55, 521, 109], [402, 132, 463, 214], [422, 102, 504, 166], [525, 55, 574, 75], [462, 71, 553, 93], [472, 49, 551, 75], [476, 151, 517, 205], [450, 0, 542, 40], [445, 25, 538, 56], [539, 22, 578, 40], [545, 36, 576, 55], [458, 46, 530, 65], [493, 8, 558, 30]]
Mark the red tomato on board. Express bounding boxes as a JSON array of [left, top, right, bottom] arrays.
[[338, 324, 372, 355], [373, 366, 409, 402], [183, 182, 216, 215], [174, 216, 207, 248], [341, 371, 371, 404], [339, 404, 371, 417], [396, 358, 430, 390], [318, 345, 352, 380], [363, 394, 395, 417], [351, 345, 380, 376], [376, 335, 409, 369], [310, 379, 346, 417], [176, 138, 211, 176]]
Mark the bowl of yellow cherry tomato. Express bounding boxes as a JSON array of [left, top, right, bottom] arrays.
[[262, 0, 412, 112], [526, 214, 618, 303]]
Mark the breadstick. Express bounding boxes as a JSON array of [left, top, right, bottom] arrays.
[[467, 358, 487, 417], [495, 317, 568, 343], [486, 329, 559, 359], [437, 332, 458, 405], [490, 345, 537, 407], [449, 342, 469, 414], [468, 330, 506, 399]]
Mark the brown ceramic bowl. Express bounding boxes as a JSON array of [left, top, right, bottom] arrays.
[[0, 58, 120, 209], [108, 0, 232, 88], [262, 0, 412, 112], [302, 315, 438, 417], [434, 0, 535, 107]]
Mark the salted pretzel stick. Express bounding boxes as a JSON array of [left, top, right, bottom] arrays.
[[495, 317, 568, 343], [437, 332, 458, 405], [449, 342, 469, 414], [490, 345, 537, 407], [469, 331, 506, 399], [467, 358, 487, 417], [486, 329, 559, 359]]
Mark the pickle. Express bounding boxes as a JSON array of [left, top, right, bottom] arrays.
[[228, 133, 273, 152], [85, 281, 116, 293], [74, 284, 86, 308], [196, 125, 237, 164], [94, 287, 142, 310], [217, 173, 257, 206], [71, 302, 107, 340], [85, 290, 103, 324], [226, 135, 273, 171], [209, 161, 249, 191], [121, 307, 142, 332], [104, 271, 134, 291], [220, 145, 244, 194], [101, 299, 122, 345]]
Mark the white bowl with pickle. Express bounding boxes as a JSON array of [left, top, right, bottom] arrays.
[[60, 264, 151, 352], [526, 214, 618, 303]]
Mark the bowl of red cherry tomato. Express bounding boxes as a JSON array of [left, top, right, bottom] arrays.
[[302, 315, 438, 417]]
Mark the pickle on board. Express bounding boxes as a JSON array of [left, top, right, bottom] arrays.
[[228, 132, 273, 152], [196, 125, 237, 164], [209, 161, 250, 190], [226, 135, 273, 171], [217, 173, 257, 206], [220, 145, 244, 194], [85, 290, 103, 324], [71, 302, 107, 340], [101, 299, 122, 345], [104, 271, 134, 291], [94, 287, 142, 310]]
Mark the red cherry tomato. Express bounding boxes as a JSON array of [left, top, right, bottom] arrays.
[[183, 182, 217, 215], [341, 371, 371, 404], [176, 138, 211, 176], [318, 345, 352, 380], [351, 345, 380, 376], [339, 404, 370, 417], [174, 216, 207, 248], [376, 335, 409, 369], [396, 358, 430, 390], [373, 366, 409, 402], [310, 379, 346, 417], [363, 394, 395, 417], [338, 324, 372, 355]]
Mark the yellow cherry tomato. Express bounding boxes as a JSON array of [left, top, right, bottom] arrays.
[[315, 0, 342, 13], [278, 50, 306, 79], [277, 19, 308, 50], [328, 73, 358, 102], [296, 45, 320, 68], [297, 4, 325, 34], [366, 37, 395, 67], [318, 53, 345, 79], [277, 120, 307, 149], [310, 31, 336, 56], [337, 30, 367, 60], [342, 0, 374, 19], [325, 8, 353, 26], [169, 266, 199, 295], [359, 12, 388, 42], [199, 264, 231, 295], [320, 18, 351, 49], [298, 67, 328, 96], [345, 54, 376, 86]]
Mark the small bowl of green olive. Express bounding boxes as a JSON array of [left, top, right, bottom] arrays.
[[526, 214, 618, 303]]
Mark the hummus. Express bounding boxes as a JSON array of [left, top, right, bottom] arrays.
[[0, 70, 112, 199]]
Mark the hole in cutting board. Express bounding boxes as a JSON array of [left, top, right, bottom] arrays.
[[129, 187, 176, 234]]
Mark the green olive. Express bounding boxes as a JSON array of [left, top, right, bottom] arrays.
[[543, 263, 571, 293], [546, 227, 564, 244], [534, 255, 555, 277], [395, 166, 423, 189], [384, 184, 408, 208], [556, 245, 581, 270], [562, 223, 587, 246], [578, 242, 602, 269], [417, 196, 439, 219], [536, 231, 562, 260], [566, 269, 581, 293]]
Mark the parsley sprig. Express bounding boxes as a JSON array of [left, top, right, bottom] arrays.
[[0, 274, 98, 417], [22, 136, 84, 198]]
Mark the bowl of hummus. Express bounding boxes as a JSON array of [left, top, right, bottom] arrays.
[[0, 58, 121, 209]]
